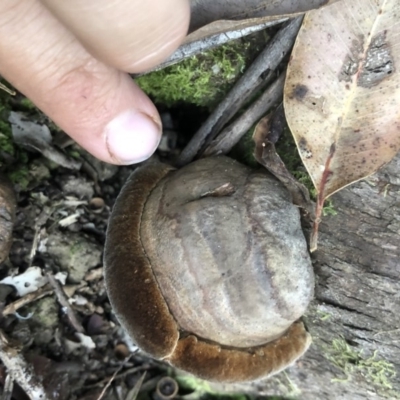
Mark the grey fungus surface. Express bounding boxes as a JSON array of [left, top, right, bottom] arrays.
[[104, 156, 314, 383]]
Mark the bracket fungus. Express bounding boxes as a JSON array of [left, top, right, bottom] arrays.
[[104, 156, 314, 383]]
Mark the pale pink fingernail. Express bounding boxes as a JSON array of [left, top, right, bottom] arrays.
[[105, 110, 161, 164]]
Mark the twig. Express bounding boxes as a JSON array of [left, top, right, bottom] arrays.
[[139, 19, 287, 74], [81, 365, 150, 391], [28, 208, 51, 268], [0, 83, 16, 96], [176, 16, 303, 167], [2, 373, 14, 400], [3, 284, 53, 316], [0, 330, 49, 400], [96, 355, 133, 400], [28, 228, 41, 268], [125, 372, 147, 400], [203, 72, 285, 156], [46, 272, 85, 333]]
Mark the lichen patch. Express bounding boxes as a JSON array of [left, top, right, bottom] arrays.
[[358, 31, 395, 88]]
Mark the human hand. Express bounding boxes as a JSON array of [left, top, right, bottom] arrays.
[[0, 0, 190, 164]]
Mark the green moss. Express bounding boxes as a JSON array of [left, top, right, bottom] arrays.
[[0, 95, 30, 166], [229, 128, 259, 168], [275, 128, 315, 194], [8, 165, 30, 190], [20, 97, 36, 110], [322, 199, 337, 216], [70, 241, 84, 256], [175, 375, 250, 400], [136, 42, 249, 108], [317, 311, 332, 321], [0, 132, 14, 156], [67, 149, 81, 159], [0, 98, 14, 156], [27, 297, 59, 329], [175, 374, 213, 395], [281, 371, 301, 398], [326, 338, 396, 391]]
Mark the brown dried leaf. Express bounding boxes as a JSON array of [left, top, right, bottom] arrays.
[[284, 0, 400, 249], [253, 110, 314, 219]]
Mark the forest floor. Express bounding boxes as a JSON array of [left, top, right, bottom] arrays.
[[0, 31, 290, 400]]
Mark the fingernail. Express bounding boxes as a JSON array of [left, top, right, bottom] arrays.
[[105, 110, 161, 164]]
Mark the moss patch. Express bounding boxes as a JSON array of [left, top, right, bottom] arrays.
[[8, 165, 30, 190], [229, 128, 259, 168], [175, 374, 249, 400], [136, 38, 263, 108], [326, 338, 396, 391], [0, 95, 14, 156]]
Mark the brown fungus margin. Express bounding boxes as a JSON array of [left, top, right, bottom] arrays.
[[104, 160, 311, 383]]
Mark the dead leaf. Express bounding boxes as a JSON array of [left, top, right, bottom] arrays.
[[284, 0, 400, 250], [253, 109, 314, 219], [0, 267, 48, 296], [9, 112, 81, 170]]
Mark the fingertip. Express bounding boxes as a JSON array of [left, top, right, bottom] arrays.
[[104, 109, 162, 165], [58, 73, 163, 166]]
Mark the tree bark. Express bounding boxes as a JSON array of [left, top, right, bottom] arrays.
[[244, 153, 400, 399]]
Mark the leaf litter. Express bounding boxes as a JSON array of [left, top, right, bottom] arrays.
[[284, 0, 400, 250]]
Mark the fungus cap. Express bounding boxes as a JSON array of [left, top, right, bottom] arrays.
[[104, 156, 314, 383]]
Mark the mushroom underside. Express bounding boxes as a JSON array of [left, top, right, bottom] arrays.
[[167, 320, 311, 383]]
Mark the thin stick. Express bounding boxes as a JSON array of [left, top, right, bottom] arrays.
[[203, 72, 285, 156], [176, 16, 303, 167], [28, 228, 42, 268], [96, 355, 133, 400], [0, 83, 16, 96], [0, 330, 49, 400], [3, 284, 53, 316], [81, 365, 149, 391], [125, 371, 147, 400], [29, 208, 52, 268], [2, 373, 14, 400], [140, 19, 286, 74], [46, 272, 85, 333]]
